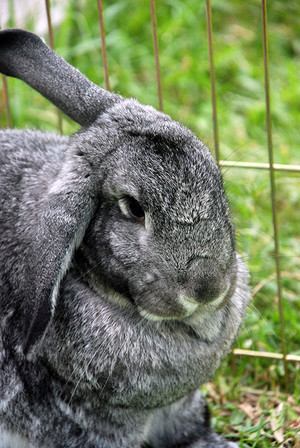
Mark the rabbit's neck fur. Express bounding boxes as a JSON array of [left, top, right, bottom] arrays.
[[41, 257, 249, 414]]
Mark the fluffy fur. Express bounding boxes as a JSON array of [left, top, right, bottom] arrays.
[[0, 29, 251, 447]]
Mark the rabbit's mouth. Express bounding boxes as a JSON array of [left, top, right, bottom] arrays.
[[88, 262, 236, 323], [136, 282, 232, 322], [93, 278, 232, 322]]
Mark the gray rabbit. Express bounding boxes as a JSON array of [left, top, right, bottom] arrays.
[[0, 29, 251, 448]]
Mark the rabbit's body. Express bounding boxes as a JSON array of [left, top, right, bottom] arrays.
[[1, 247, 248, 448], [0, 29, 251, 447]]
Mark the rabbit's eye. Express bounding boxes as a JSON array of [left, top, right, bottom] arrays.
[[118, 196, 145, 224]]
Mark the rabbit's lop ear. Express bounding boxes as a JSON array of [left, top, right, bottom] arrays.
[[0, 29, 121, 126], [22, 165, 98, 358]]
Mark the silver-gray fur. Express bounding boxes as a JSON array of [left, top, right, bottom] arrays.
[[0, 29, 251, 447]]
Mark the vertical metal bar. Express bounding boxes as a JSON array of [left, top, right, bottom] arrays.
[[45, 0, 54, 49], [0, 19, 13, 128], [261, 0, 288, 390], [97, 0, 110, 91], [150, 0, 163, 111], [2, 75, 12, 128], [205, 0, 220, 163], [45, 0, 63, 134]]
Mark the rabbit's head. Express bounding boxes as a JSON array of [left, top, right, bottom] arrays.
[[0, 29, 239, 358], [72, 101, 237, 323]]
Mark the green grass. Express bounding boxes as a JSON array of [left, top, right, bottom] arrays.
[[1, 0, 299, 445], [203, 380, 300, 447]]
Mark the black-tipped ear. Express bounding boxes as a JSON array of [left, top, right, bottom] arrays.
[[0, 28, 122, 126], [22, 166, 98, 357]]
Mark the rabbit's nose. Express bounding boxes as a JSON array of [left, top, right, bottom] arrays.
[[194, 277, 228, 305], [184, 257, 237, 305]]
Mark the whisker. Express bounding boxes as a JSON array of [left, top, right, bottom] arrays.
[[220, 147, 265, 177], [220, 139, 254, 164]]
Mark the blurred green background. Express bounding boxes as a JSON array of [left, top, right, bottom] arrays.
[[0, 0, 299, 444]]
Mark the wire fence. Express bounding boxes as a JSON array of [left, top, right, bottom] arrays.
[[1, 0, 299, 391]]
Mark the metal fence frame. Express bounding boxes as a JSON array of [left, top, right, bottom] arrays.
[[1, 0, 300, 390]]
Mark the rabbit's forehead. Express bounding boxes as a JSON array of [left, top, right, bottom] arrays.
[[105, 142, 228, 224], [149, 177, 228, 225], [87, 100, 228, 223], [158, 184, 224, 223]]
